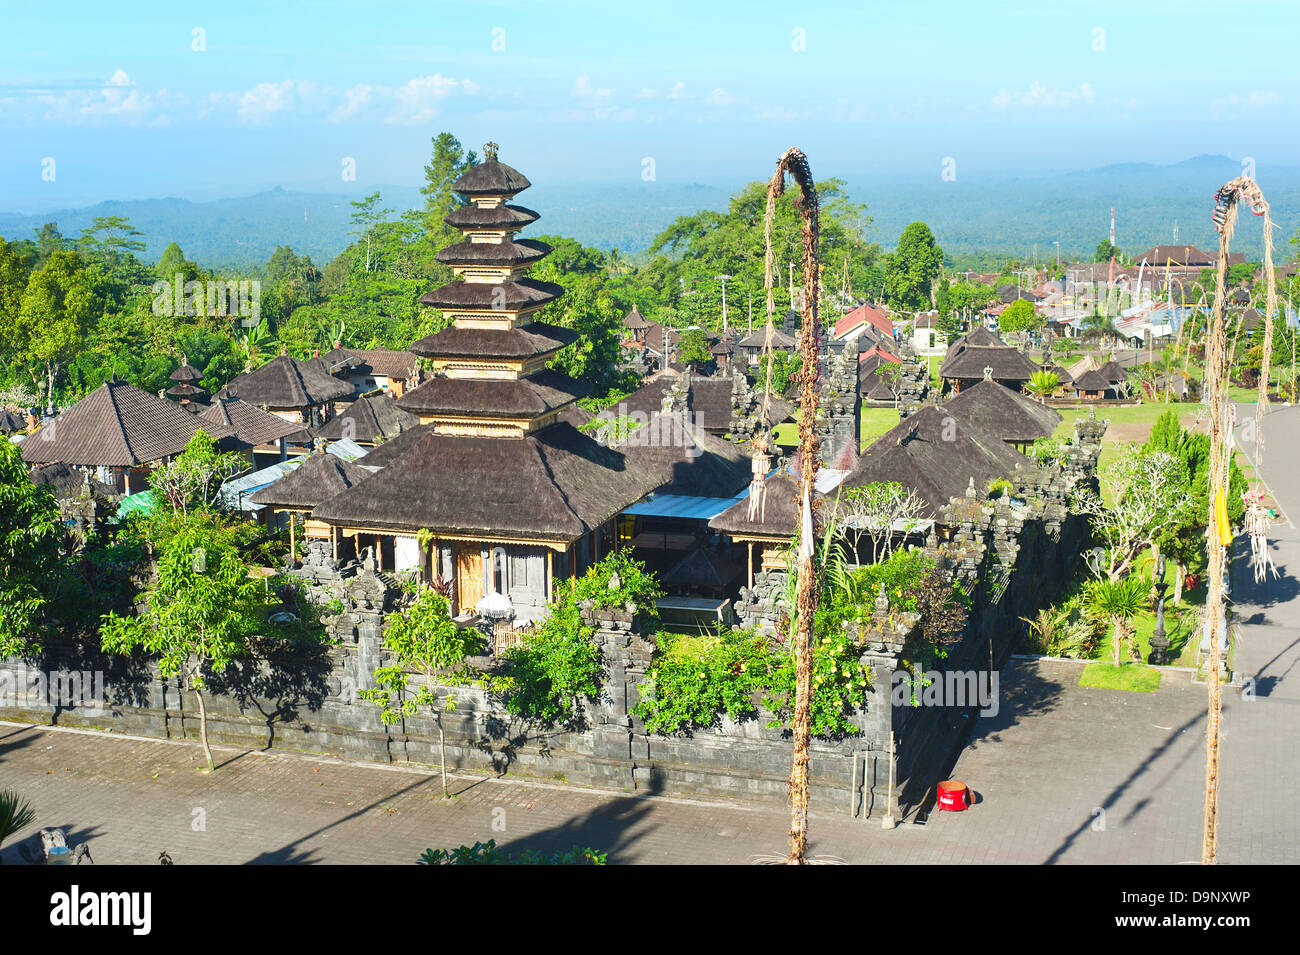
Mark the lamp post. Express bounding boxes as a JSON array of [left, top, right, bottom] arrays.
[[1149, 554, 1170, 665]]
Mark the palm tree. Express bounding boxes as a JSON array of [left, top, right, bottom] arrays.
[[0, 789, 36, 863], [1026, 370, 1060, 403], [1086, 576, 1147, 667]]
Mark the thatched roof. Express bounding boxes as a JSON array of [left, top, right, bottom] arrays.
[[169, 361, 204, 383], [320, 347, 421, 380], [443, 203, 539, 230], [396, 369, 588, 418], [710, 473, 809, 539], [940, 344, 1039, 382], [249, 452, 374, 511], [606, 376, 791, 434], [941, 378, 1062, 442], [1072, 370, 1115, 392], [418, 277, 563, 312], [312, 422, 667, 542], [30, 461, 116, 500], [314, 394, 417, 444], [1097, 360, 1128, 383], [435, 238, 551, 268], [844, 405, 1036, 518], [662, 547, 741, 589], [218, 354, 353, 409], [197, 398, 303, 447], [21, 379, 233, 467], [623, 306, 649, 330], [451, 156, 532, 196], [0, 410, 25, 434], [165, 382, 206, 398], [575, 404, 751, 498], [739, 326, 797, 349], [947, 326, 1002, 354], [409, 322, 576, 360]]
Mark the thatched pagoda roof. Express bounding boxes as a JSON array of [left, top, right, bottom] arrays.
[[451, 156, 532, 196], [435, 238, 551, 268], [739, 327, 797, 349], [21, 378, 233, 468], [165, 382, 206, 398], [941, 378, 1063, 442], [249, 453, 374, 511], [417, 277, 563, 312], [409, 322, 576, 360], [218, 354, 353, 409], [397, 370, 588, 418], [1072, 370, 1115, 392], [844, 405, 1036, 518], [311, 423, 667, 542], [443, 203, 539, 230], [169, 360, 204, 383], [198, 397, 304, 447], [623, 306, 649, 330], [314, 394, 417, 444]]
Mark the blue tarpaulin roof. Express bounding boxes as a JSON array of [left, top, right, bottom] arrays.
[[623, 491, 748, 521]]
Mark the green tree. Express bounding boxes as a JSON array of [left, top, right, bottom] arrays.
[[999, 298, 1041, 335], [1026, 370, 1060, 403], [756, 350, 802, 396], [78, 215, 145, 266], [883, 222, 943, 312], [1086, 576, 1147, 667], [349, 191, 394, 273], [100, 519, 261, 771], [0, 439, 66, 657], [14, 250, 98, 410], [420, 132, 478, 246], [0, 790, 36, 862], [1095, 239, 1120, 263], [360, 587, 470, 797], [676, 328, 712, 369]]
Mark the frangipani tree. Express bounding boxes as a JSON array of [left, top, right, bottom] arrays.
[[1072, 447, 1193, 582]]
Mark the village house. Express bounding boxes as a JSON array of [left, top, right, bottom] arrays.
[[939, 328, 1040, 394], [217, 349, 353, 435], [318, 344, 423, 398], [19, 377, 235, 495]]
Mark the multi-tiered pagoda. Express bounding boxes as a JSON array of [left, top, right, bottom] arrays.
[[312, 145, 673, 621]]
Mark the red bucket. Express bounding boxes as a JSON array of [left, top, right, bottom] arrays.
[[936, 780, 970, 812]]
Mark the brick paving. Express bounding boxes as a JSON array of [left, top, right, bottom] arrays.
[[2, 407, 1296, 865]]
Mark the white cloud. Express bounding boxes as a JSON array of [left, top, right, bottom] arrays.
[[991, 81, 1095, 109], [1211, 90, 1282, 111], [635, 87, 657, 100], [703, 87, 738, 106], [667, 81, 690, 100], [35, 69, 181, 125], [386, 74, 471, 124]]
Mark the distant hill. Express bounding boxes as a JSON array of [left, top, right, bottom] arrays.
[[2, 156, 1296, 270]]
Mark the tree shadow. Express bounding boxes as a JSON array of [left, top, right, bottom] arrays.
[[205, 635, 332, 752], [1044, 706, 1205, 864], [489, 777, 663, 864]]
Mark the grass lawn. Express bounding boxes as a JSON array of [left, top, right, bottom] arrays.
[[773, 405, 900, 450], [1079, 662, 1162, 692]]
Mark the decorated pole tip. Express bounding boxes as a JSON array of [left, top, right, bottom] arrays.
[[483, 141, 499, 161]]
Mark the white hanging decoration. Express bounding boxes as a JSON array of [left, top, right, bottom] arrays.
[[1245, 490, 1277, 583], [747, 439, 771, 523]]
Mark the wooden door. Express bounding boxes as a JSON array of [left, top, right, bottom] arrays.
[[455, 546, 483, 615]]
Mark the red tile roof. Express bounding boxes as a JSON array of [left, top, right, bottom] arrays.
[[833, 303, 892, 340]]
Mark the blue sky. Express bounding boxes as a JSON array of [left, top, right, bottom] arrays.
[[2, 0, 1297, 208]]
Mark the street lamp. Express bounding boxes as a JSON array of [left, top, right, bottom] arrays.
[[1149, 555, 1170, 665]]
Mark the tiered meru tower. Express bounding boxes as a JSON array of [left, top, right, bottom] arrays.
[[397, 142, 585, 436]]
